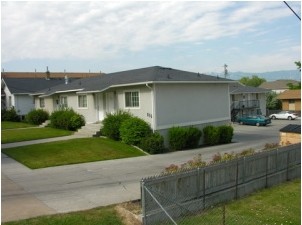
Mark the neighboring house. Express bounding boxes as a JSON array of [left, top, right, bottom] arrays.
[[259, 79, 300, 94], [1, 72, 102, 117], [229, 83, 270, 121], [279, 124, 301, 146], [1, 77, 75, 117], [277, 90, 301, 112], [34, 66, 235, 143]]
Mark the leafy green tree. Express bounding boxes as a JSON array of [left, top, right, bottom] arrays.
[[287, 82, 301, 90], [295, 61, 301, 71], [239, 75, 266, 87], [266, 92, 282, 110]]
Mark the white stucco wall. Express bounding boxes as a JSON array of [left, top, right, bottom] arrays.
[[154, 83, 231, 130]]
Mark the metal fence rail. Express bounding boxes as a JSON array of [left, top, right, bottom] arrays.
[[141, 144, 301, 225]]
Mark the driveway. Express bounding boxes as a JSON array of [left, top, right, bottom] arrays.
[[1, 119, 300, 222]]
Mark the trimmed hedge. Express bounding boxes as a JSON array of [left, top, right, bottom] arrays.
[[203, 125, 220, 146], [101, 110, 132, 140], [140, 132, 166, 154], [168, 126, 202, 150], [25, 109, 49, 125], [203, 125, 234, 146], [50, 108, 85, 131], [119, 117, 152, 145], [218, 125, 234, 144]]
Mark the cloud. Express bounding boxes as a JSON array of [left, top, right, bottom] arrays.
[[1, 1, 301, 66]]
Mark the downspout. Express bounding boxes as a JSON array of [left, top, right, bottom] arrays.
[[146, 83, 156, 132]]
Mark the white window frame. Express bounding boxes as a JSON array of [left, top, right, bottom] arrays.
[[124, 90, 140, 109], [60, 96, 68, 108], [78, 95, 88, 109]]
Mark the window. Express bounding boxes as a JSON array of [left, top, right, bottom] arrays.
[[289, 99, 295, 104], [78, 95, 87, 108], [39, 98, 45, 108], [125, 91, 139, 108], [60, 96, 68, 108]]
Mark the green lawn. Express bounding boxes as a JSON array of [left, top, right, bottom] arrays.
[[3, 205, 124, 225], [178, 179, 301, 225], [2, 138, 146, 169], [1, 127, 73, 143], [1, 121, 37, 130]]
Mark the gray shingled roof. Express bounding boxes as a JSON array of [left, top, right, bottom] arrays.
[[38, 66, 235, 96], [280, 124, 301, 134], [229, 82, 270, 94], [2, 78, 74, 94]]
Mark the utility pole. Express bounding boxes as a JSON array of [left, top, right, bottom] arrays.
[[224, 64, 228, 78]]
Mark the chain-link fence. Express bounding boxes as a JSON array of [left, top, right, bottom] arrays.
[[141, 144, 301, 225]]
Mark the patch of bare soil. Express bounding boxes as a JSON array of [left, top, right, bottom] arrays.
[[115, 200, 142, 225]]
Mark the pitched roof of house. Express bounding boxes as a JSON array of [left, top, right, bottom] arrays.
[[37, 66, 235, 97], [1, 72, 102, 78], [259, 79, 300, 90], [2, 78, 77, 94], [229, 82, 270, 94], [277, 90, 301, 100], [279, 124, 301, 134]]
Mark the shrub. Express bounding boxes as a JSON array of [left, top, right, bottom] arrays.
[[25, 109, 49, 125], [140, 132, 165, 154], [101, 110, 132, 140], [169, 126, 202, 150], [50, 108, 85, 131], [203, 125, 219, 146], [185, 127, 202, 148], [168, 127, 188, 150], [2, 107, 20, 122], [119, 117, 152, 145], [218, 125, 234, 144]]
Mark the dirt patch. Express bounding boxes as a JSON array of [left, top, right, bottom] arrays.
[[115, 200, 142, 225]]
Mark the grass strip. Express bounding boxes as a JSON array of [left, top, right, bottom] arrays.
[[1, 121, 37, 130], [1, 127, 73, 143], [2, 138, 146, 169]]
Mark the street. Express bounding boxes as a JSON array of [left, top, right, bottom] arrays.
[[1, 119, 300, 222]]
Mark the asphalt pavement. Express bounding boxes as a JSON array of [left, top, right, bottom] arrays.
[[1, 119, 300, 222]]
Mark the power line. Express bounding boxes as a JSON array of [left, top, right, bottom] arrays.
[[283, 1, 301, 21]]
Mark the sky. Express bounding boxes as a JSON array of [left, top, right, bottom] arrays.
[[1, 1, 301, 77]]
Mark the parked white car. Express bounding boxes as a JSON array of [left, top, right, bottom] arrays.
[[269, 111, 298, 120]]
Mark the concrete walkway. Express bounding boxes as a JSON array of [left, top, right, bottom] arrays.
[[1, 120, 299, 222]]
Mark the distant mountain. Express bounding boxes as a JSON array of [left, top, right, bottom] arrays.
[[210, 70, 301, 82]]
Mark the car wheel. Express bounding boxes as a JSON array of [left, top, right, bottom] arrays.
[[288, 116, 292, 120], [272, 116, 276, 120], [256, 122, 260, 127]]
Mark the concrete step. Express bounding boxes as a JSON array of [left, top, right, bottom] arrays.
[[74, 123, 102, 137], [39, 120, 50, 128]]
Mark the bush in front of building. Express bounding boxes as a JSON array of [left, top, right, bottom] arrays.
[[119, 117, 152, 146], [25, 109, 49, 125], [203, 125, 220, 146], [1, 107, 20, 122], [101, 110, 132, 140], [50, 108, 85, 131], [140, 132, 166, 154], [218, 125, 234, 144], [168, 126, 202, 150]]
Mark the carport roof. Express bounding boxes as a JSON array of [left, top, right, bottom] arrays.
[[229, 82, 270, 94]]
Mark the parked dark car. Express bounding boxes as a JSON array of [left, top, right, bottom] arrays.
[[238, 115, 271, 126]]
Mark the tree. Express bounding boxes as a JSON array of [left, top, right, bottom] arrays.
[[266, 92, 282, 110], [239, 75, 266, 87], [287, 82, 301, 90], [295, 61, 301, 71]]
